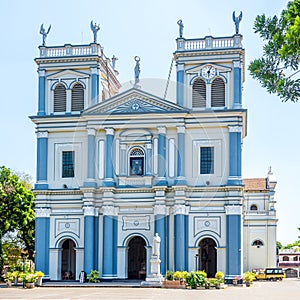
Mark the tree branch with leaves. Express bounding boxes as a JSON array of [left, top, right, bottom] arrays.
[[249, 0, 300, 102]]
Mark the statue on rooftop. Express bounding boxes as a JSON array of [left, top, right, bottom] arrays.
[[232, 11, 243, 34], [112, 55, 118, 69], [90, 20, 100, 43], [39, 24, 51, 46], [177, 19, 184, 38], [134, 56, 141, 86]]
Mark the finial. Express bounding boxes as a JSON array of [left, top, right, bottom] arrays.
[[232, 11, 242, 34], [177, 19, 184, 38], [268, 166, 272, 175], [90, 20, 100, 43], [112, 55, 118, 69], [134, 56, 141, 88], [39, 24, 51, 46]]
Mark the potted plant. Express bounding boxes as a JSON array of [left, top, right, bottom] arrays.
[[21, 272, 37, 288], [243, 271, 255, 287], [88, 270, 100, 283], [162, 270, 186, 288], [35, 271, 44, 286], [215, 271, 224, 289], [185, 271, 206, 289], [4, 272, 15, 287]]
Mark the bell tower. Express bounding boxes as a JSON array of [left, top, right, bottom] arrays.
[[174, 20, 244, 111]]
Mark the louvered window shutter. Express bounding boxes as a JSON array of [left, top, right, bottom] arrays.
[[211, 78, 225, 107], [192, 78, 206, 108], [71, 83, 84, 111], [54, 84, 67, 112]]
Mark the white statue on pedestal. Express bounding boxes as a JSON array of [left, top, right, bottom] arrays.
[[153, 233, 161, 257]]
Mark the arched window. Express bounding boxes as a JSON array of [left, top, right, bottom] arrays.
[[252, 240, 264, 247], [211, 78, 225, 107], [129, 148, 144, 176], [283, 256, 289, 261], [71, 83, 84, 111], [250, 204, 258, 211], [192, 78, 206, 108], [54, 83, 66, 112]]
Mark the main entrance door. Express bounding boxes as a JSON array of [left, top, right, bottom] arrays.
[[128, 236, 146, 279], [61, 239, 76, 280], [198, 238, 217, 278]]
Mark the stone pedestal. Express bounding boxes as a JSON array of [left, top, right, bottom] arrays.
[[141, 255, 163, 287]]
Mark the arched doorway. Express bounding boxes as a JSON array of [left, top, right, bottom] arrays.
[[128, 236, 146, 279], [61, 239, 76, 280], [198, 238, 217, 278]]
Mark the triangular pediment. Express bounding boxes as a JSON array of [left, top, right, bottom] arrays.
[[186, 63, 231, 74], [83, 88, 189, 115], [47, 69, 89, 79]]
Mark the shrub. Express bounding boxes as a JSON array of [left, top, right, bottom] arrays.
[[88, 270, 100, 283], [165, 270, 174, 281], [243, 271, 255, 282], [35, 271, 44, 277], [215, 271, 224, 280], [195, 270, 207, 278], [185, 271, 206, 289]]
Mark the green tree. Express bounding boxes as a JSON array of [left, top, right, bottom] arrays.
[[249, 0, 300, 102], [276, 241, 283, 255], [0, 166, 35, 272]]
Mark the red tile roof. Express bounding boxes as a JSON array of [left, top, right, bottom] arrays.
[[243, 178, 267, 191]]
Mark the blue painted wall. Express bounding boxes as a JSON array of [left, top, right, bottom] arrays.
[[155, 215, 168, 275], [226, 214, 241, 276], [94, 216, 99, 270], [104, 133, 115, 186], [228, 131, 242, 185], [176, 70, 184, 106], [234, 67, 242, 107], [35, 136, 48, 189], [102, 215, 115, 277], [38, 75, 46, 116], [174, 214, 187, 270], [84, 216, 95, 273], [35, 218, 50, 276], [91, 73, 98, 105]]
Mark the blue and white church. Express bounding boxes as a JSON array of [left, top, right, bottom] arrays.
[[31, 17, 278, 281]]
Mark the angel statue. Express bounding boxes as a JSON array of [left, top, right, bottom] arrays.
[[90, 20, 100, 43], [177, 19, 184, 38], [232, 11, 243, 34], [40, 24, 51, 46]]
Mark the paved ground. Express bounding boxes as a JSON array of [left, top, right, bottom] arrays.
[[0, 278, 299, 300]]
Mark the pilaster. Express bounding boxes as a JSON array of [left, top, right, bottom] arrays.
[[154, 204, 169, 275], [155, 126, 167, 186], [84, 128, 97, 187], [225, 205, 242, 278], [35, 131, 48, 189], [102, 205, 118, 278], [174, 204, 189, 271], [176, 63, 184, 106], [233, 61, 242, 109], [38, 69, 46, 116], [83, 206, 96, 273], [91, 67, 99, 105], [104, 128, 115, 187], [35, 208, 51, 278], [175, 126, 186, 185], [228, 126, 242, 186]]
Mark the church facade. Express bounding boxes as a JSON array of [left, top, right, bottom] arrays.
[[31, 19, 278, 280]]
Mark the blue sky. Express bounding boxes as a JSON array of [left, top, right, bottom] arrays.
[[0, 0, 298, 245]]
